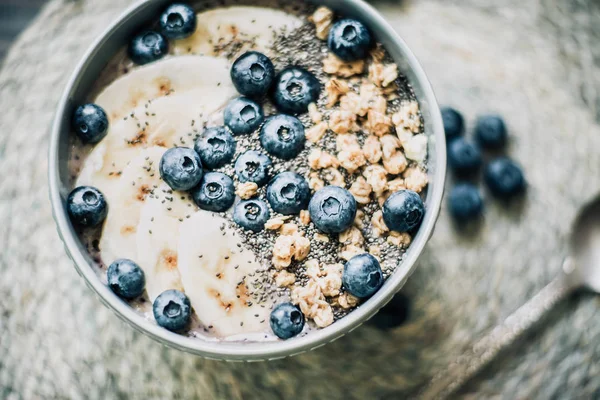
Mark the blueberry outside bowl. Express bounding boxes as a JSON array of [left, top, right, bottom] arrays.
[[48, 0, 446, 361]]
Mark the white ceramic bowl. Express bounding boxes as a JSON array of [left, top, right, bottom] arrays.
[[49, 0, 446, 361]]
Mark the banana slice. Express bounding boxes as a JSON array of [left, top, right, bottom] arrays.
[[178, 212, 270, 337], [171, 7, 303, 57], [95, 56, 234, 122], [74, 7, 300, 338], [77, 56, 235, 202], [98, 146, 167, 265], [93, 145, 270, 336], [135, 195, 191, 301]]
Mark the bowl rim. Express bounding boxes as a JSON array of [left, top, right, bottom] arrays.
[[48, 0, 446, 361]]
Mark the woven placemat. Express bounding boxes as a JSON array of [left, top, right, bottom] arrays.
[[2, 0, 600, 398]]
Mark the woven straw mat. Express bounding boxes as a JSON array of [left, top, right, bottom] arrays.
[[2, 0, 600, 398]]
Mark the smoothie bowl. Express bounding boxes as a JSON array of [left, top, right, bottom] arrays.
[[49, 0, 445, 360]]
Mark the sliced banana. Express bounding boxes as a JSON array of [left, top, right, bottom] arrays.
[[77, 56, 235, 202], [93, 146, 270, 336], [171, 7, 303, 57], [95, 56, 234, 122], [98, 146, 166, 266], [135, 195, 189, 301], [74, 7, 300, 338], [178, 212, 270, 337]]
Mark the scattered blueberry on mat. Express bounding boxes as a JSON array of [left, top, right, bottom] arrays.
[[153, 289, 192, 332], [382, 190, 425, 232], [447, 137, 482, 176], [107, 259, 146, 300], [271, 67, 321, 115], [266, 171, 310, 215], [448, 183, 484, 221], [342, 253, 384, 298], [234, 150, 272, 187], [193, 126, 236, 169], [475, 114, 507, 150], [484, 157, 526, 198], [224, 97, 264, 136], [128, 31, 168, 65], [441, 107, 464, 140], [441, 107, 525, 224], [159, 147, 203, 191], [72, 104, 109, 144], [67, 186, 108, 227], [160, 3, 197, 39], [231, 51, 275, 98], [260, 114, 306, 160], [270, 302, 305, 339], [327, 19, 372, 61], [308, 186, 357, 234], [191, 172, 235, 212], [233, 199, 271, 232]]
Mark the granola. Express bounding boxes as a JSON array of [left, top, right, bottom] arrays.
[[275, 270, 296, 287], [235, 181, 258, 199], [306, 121, 328, 143], [349, 177, 372, 205], [325, 78, 350, 108], [308, 102, 323, 123], [308, 149, 339, 169], [387, 231, 412, 248], [309, 6, 334, 40], [371, 210, 389, 237], [338, 145, 366, 174], [403, 166, 429, 193], [363, 165, 388, 196], [368, 62, 399, 87], [329, 110, 358, 134], [299, 210, 311, 225], [362, 135, 383, 164], [323, 53, 365, 77]]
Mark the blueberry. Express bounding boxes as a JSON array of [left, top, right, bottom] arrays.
[[72, 104, 109, 143], [475, 114, 507, 149], [266, 172, 310, 215], [233, 199, 271, 232], [484, 157, 525, 198], [308, 186, 357, 234], [260, 114, 305, 160], [67, 186, 108, 227], [441, 107, 464, 139], [448, 183, 484, 221], [234, 150, 272, 186], [382, 190, 425, 232], [327, 19, 372, 62], [159, 147, 203, 191], [107, 259, 145, 300], [193, 126, 236, 169], [153, 289, 191, 332], [231, 51, 275, 98], [223, 97, 264, 136], [270, 302, 305, 339], [369, 293, 411, 330], [447, 137, 482, 176], [160, 3, 196, 40], [128, 31, 168, 65], [271, 67, 321, 115], [191, 172, 235, 212], [342, 253, 383, 298]]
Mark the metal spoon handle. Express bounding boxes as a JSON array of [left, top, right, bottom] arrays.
[[419, 275, 572, 399]]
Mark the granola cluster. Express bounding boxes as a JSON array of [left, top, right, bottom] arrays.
[[265, 7, 429, 329]]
